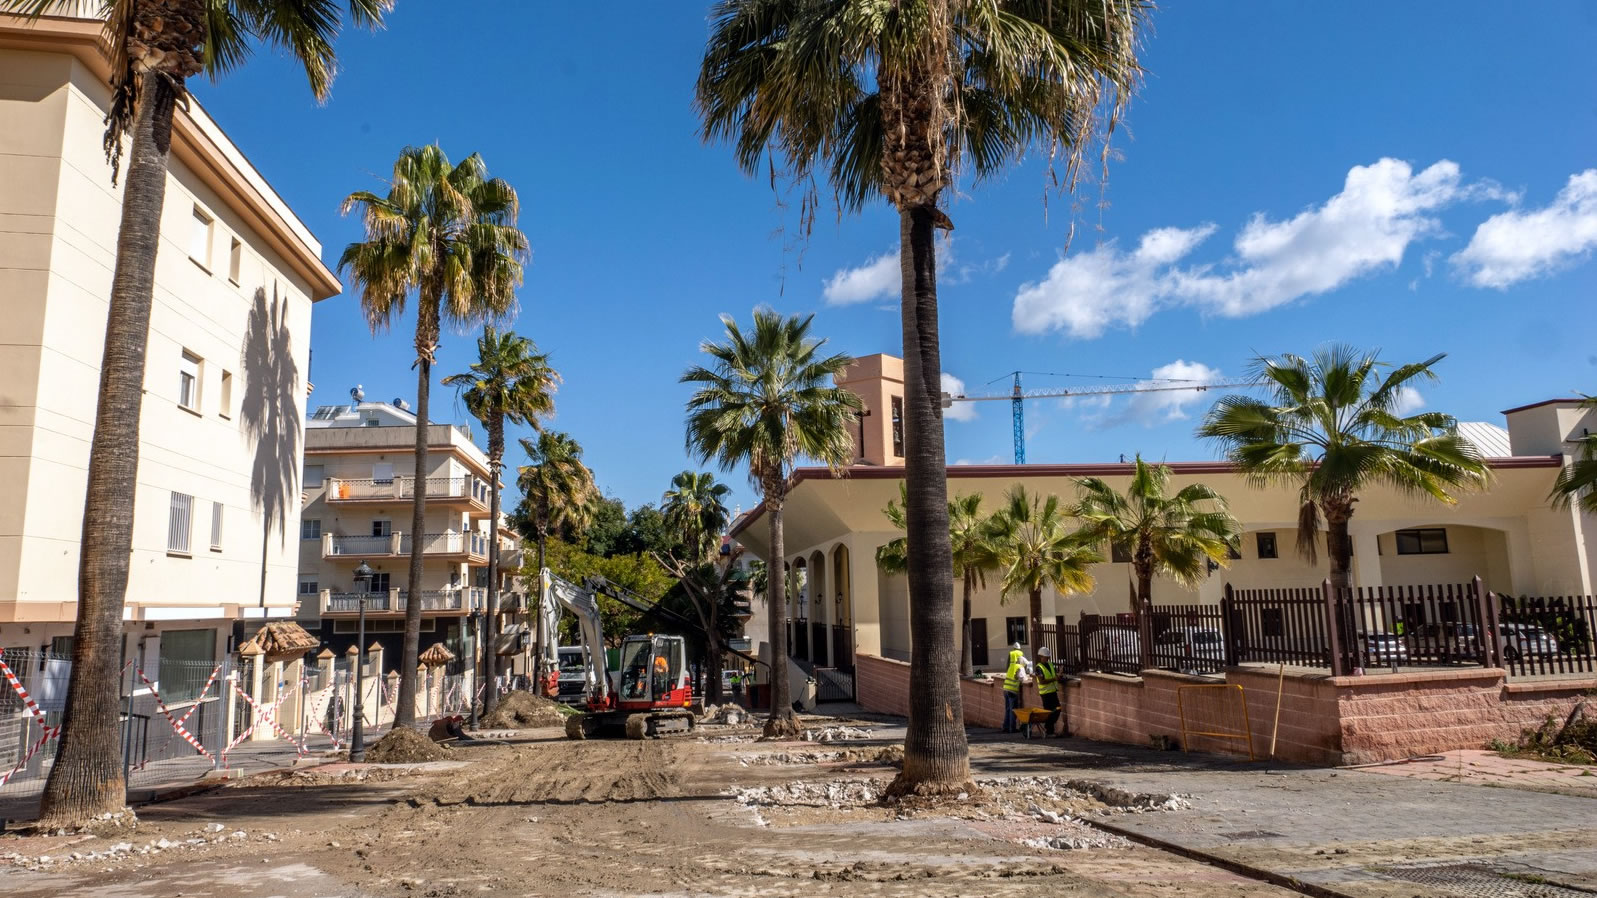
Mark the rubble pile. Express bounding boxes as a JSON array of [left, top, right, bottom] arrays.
[[741, 745, 904, 767], [479, 691, 568, 729], [699, 704, 750, 725], [364, 727, 450, 763], [800, 725, 873, 743], [1, 826, 268, 872], [1021, 826, 1132, 851], [729, 778, 886, 808]]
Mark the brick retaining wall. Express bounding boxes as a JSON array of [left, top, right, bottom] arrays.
[[855, 652, 1595, 765]]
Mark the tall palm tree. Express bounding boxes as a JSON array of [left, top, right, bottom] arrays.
[[876, 489, 1001, 678], [682, 309, 860, 738], [1075, 456, 1241, 669], [1199, 347, 1490, 595], [518, 430, 599, 673], [990, 487, 1100, 660], [1550, 395, 1597, 514], [696, 0, 1149, 795], [1, 0, 390, 829], [443, 327, 558, 715], [340, 146, 529, 727], [661, 470, 733, 562]]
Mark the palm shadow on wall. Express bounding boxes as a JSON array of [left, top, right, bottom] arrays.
[[239, 286, 301, 607]]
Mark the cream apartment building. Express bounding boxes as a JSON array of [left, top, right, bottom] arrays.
[[300, 397, 521, 675], [0, 14, 337, 680], [731, 354, 1597, 672]]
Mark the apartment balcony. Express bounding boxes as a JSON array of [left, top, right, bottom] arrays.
[[317, 586, 485, 617], [324, 476, 490, 515], [320, 530, 489, 563]]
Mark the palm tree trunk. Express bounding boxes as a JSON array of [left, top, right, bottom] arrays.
[[763, 493, 796, 737], [959, 569, 974, 678], [1135, 562, 1155, 672], [1326, 511, 1353, 593], [395, 348, 432, 728], [888, 202, 970, 797], [39, 72, 178, 828], [482, 445, 502, 716]]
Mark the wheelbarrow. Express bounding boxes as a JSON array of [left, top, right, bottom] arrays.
[[1011, 706, 1053, 738]]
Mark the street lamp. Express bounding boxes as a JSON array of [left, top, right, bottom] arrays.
[[349, 560, 374, 762], [468, 585, 482, 729]]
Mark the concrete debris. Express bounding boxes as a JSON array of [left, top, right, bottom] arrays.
[[204, 822, 225, 833], [700, 704, 750, 726], [976, 776, 1191, 813], [1021, 827, 1132, 851], [729, 779, 886, 808], [800, 726, 873, 743], [697, 734, 756, 744], [740, 745, 904, 767]]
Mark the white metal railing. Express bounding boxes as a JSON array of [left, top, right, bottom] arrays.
[[319, 588, 469, 614], [327, 476, 486, 504], [324, 531, 489, 558]]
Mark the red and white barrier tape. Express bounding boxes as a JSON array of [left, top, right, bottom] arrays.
[[135, 666, 216, 763], [0, 655, 59, 786], [302, 681, 344, 749], [222, 680, 304, 763]]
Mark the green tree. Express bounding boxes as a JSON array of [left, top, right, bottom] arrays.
[[1199, 347, 1490, 594], [876, 488, 1001, 678], [0, 0, 390, 829], [658, 471, 737, 700], [340, 145, 529, 727], [662, 471, 734, 561], [696, 0, 1148, 796], [1074, 456, 1240, 669], [518, 431, 600, 666], [682, 309, 860, 737], [442, 326, 558, 714], [990, 487, 1100, 660], [580, 497, 630, 557], [1550, 395, 1597, 514]]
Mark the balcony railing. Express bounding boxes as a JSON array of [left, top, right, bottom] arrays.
[[323, 531, 489, 559], [320, 587, 481, 615], [326, 476, 488, 506]]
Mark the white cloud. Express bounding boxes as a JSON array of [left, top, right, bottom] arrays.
[[940, 373, 978, 422], [1013, 158, 1484, 339], [822, 250, 899, 305], [1057, 360, 1227, 429], [953, 454, 1006, 466], [1391, 386, 1425, 415], [1452, 170, 1597, 288]]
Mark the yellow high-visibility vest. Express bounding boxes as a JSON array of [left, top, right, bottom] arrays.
[[1003, 650, 1024, 693], [1036, 661, 1057, 695]]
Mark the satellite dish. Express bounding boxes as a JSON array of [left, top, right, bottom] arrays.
[[350, 384, 365, 402]]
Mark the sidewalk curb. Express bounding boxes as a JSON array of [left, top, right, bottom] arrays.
[[1079, 817, 1361, 898]]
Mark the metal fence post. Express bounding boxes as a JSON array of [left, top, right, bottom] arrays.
[[1221, 584, 1238, 668], [1476, 576, 1504, 670], [1321, 579, 1346, 676]]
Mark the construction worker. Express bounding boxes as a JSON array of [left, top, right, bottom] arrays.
[[652, 652, 671, 697], [1001, 643, 1031, 734], [1035, 645, 1061, 737], [729, 669, 744, 706]]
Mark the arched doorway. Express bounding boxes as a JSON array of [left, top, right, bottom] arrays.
[[808, 549, 827, 666]]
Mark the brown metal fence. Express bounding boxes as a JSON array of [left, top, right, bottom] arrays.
[[1493, 592, 1597, 677]]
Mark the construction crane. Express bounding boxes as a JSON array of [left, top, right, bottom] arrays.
[[946, 371, 1268, 464]]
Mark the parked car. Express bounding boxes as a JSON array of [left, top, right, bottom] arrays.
[[1497, 623, 1559, 661], [1357, 631, 1410, 666], [554, 645, 589, 704], [1155, 627, 1225, 670], [1086, 627, 1141, 670], [1414, 622, 1478, 660]]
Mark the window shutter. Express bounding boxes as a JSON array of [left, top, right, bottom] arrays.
[[210, 501, 223, 549], [168, 493, 193, 553]]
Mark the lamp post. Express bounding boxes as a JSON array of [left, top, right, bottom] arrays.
[[468, 586, 482, 729], [349, 560, 374, 762]]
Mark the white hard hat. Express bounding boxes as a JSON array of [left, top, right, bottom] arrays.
[[1037, 645, 1052, 657], [1011, 642, 1024, 651]]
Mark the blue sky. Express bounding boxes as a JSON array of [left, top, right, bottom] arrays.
[[193, 2, 1597, 515]]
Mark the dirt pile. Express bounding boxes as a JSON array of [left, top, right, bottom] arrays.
[[364, 727, 450, 763], [1497, 704, 1596, 764], [800, 725, 873, 742], [480, 691, 569, 729]]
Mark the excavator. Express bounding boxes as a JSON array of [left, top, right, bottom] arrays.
[[537, 568, 697, 740]]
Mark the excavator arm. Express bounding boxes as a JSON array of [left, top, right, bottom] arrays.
[[538, 568, 610, 704]]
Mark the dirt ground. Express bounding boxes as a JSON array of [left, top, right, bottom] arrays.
[[0, 720, 1304, 898]]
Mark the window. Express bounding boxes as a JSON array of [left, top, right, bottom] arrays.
[[209, 501, 223, 551], [178, 351, 201, 411], [1261, 607, 1284, 638], [969, 618, 989, 668], [1005, 616, 1027, 648], [371, 519, 392, 537], [189, 206, 212, 268], [1110, 540, 1132, 564], [49, 636, 74, 658], [1255, 532, 1279, 559], [372, 462, 394, 484], [367, 572, 390, 593], [301, 518, 321, 540], [890, 396, 904, 458], [167, 492, 193, 554], [218, 370, 233, 418], [298, 576, 319, 596], [158, 629, 215, 702], [303, 465, 324, 488], [1395, 528, 1449, 555], [227, 238, 242, 284]]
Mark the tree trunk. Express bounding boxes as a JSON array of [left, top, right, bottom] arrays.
[[1028, 587, 1044, 661], [959, 568, 974, 678], [395, 342, 433, 728], [888, 203, 970, 797], [1135, 562, 1155, 672], [39, 72, 178, 828], [1326, 510, 1353, 594], [482, 438, 502, 716], [762, 493, 796, 737]]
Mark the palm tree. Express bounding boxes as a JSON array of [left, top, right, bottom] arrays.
[[443, 327, 558, 714], [990, 487, 1101, 660], [340, 146, 529, 727], [682, 309, 860, 738], [1075, 456, 1241, 669], [876, 489, 1001, 678], [661, 471, 734, 562], [1, 0, 391, 829], [696, 0, 1149, 795], [659, 471, 737, 702], [1199, 347, 1490, 595], [518, 430, 599, 673], [1550, 395, 1597, 514]]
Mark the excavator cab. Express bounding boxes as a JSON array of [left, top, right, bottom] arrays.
[[615, 634, 689, 709]]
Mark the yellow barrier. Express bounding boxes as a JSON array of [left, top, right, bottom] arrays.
[[1176, 684, 1255, 760]]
